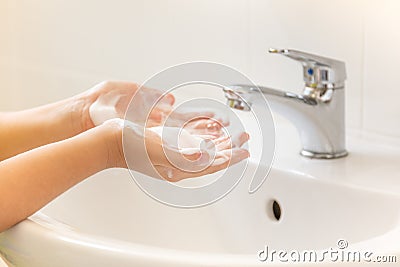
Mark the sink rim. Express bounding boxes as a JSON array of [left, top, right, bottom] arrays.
[[2, 209, 400, 267]]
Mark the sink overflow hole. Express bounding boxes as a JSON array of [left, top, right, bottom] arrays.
[[267, 200, 282, 221]]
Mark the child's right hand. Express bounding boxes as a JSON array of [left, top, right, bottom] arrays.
[[101, 118, 249, 182]]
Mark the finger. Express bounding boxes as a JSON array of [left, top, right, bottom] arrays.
[[185, 118, 222, 129], [194, 112, 230, 127], [153, 94, 175, 107], [183, 119, 226, 138], [212, 114, 230, 127], [146, 119, 164, 128], [180, 150, 206, 162], [147, 138, 210, 170], [160, 148, 250, 182], [232, 132, 250, 148], [216, 137, 232, 151], [165, 93, 175, 105], [213, 135, 230, 145], [212, 148, 250, 169], [147, 103, 173, 125], [190, 134, 221, 140], [185, 128, 225, 139], [148, 110, 163, 124], [188, 119, 224, 134], [172, 111, 215, 122]]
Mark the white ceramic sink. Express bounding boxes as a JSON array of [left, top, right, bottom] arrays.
[[2, 117, 400, 266], [2, 150, 400, 266]]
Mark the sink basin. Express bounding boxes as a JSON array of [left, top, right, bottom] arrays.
[[2, 153, 400, 266]]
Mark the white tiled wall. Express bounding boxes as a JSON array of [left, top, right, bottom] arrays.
[[0, 0, 399, 137], [363, 0, 400, 137]]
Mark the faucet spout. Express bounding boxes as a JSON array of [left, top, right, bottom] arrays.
[[224, 84, 347, 159]]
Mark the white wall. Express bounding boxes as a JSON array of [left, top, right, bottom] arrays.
[[0, 0, 399, 137]]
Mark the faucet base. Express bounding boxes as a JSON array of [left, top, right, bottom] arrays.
[[300, 149, 348, 159]]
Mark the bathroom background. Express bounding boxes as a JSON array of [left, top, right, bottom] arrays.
[[0, 0, 399, 138], [0, 1, 399, 266]]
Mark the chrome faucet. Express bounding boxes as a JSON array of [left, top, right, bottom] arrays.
[[224, 48, 348, 159]]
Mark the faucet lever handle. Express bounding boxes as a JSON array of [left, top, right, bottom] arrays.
[[269, 48, 346, 88]]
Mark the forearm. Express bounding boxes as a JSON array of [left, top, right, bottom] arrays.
[[0, 124, 112, 232], [0, 96, 92, 160]]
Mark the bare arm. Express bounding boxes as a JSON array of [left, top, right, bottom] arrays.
[[0, 124, 112, 232], [0, 97, 90, 161]]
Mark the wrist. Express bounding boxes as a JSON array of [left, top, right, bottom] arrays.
[[68, 95, 95, 134], [41, 96, 94, 139], [97, 119, 126, 169]]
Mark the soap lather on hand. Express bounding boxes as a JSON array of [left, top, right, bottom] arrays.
[[88, 84, 250, 181]]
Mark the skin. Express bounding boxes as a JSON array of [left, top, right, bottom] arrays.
[[0, 81, 249, 233]]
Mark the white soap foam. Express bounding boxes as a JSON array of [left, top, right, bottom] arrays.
[[89, 92, 122, 126]]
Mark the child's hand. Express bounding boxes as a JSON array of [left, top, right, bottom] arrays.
[[77, 81, 229, 131], [102, 118, 249, 182], [75, 81, 172, 130]]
